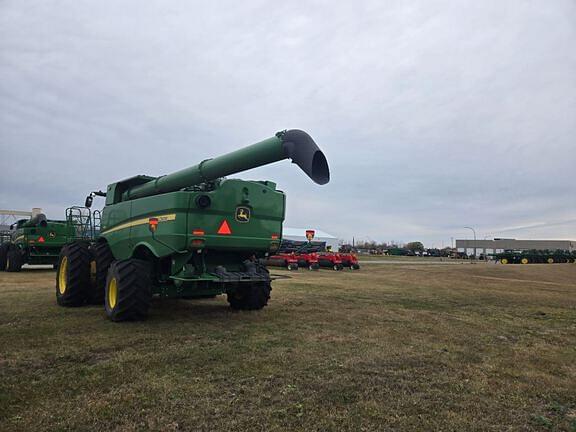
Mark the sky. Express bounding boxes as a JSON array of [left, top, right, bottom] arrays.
[[1, 0, 575, 247]]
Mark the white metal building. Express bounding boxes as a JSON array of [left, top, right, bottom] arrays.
[[456, 239, 575, 255], [282, 227, 339, 250]]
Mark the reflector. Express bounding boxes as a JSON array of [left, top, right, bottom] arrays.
[[148, 217, 159, 233], [217, 220, 232, 235]]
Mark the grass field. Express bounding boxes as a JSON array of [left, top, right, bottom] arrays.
[[1, 263, 575, 431]]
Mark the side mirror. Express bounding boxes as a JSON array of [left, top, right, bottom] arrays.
[[85, 195, 93, 208]]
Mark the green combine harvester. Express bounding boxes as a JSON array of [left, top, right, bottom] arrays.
[[56, 130, 330, 321], [0, 214, 74, 272]]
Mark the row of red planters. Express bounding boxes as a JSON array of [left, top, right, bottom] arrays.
[[265, 252, 360, 271]]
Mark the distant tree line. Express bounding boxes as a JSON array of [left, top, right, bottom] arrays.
[[339, 240, 453, 257]]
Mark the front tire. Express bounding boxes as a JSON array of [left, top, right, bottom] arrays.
[[88, 242, 115, 305], [0, 243, 9, 271], [6, 248, 23, 272], [105, 259, 152, 322], [56, 242, 91, 306]]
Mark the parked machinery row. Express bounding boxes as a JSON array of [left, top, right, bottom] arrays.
[[496, 249, 576, 264], [265, 239, 360, 271]]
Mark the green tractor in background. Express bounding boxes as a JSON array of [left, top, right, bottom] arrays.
[[0, 213, 75, 272], [496, 249, 575, 264], [55, 130, 330, 321]]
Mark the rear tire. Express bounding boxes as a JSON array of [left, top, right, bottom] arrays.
[[227, 262, 271, 310], [0, 243, 10, 271], [56, 242, 91, 306], [6, 248, 23, 272], [105, 259, 152, 322], [352, 263, 360, 270], [88, 242, 115, 305], [228, 281, 271, 310]]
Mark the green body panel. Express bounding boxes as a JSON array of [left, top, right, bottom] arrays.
[[101, 179, 284, 261], [98, 178, 287, 298], [9, 220, 74, 265]]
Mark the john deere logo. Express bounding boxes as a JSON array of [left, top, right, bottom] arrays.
[[235, 207, 250, 223], [49, 231, 56, 238]]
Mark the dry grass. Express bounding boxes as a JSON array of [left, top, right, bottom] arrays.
[[1, 262, 575, 431]]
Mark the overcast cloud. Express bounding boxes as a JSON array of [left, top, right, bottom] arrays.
[[1, 0, 575, 246]]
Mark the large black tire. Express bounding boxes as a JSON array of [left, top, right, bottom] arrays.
[[6, 248, 23, 272], [105, 259, 152, 322], [88, 242, 115, 305], [0, 243, 9, 271], [227, 281, 271, 310], [227, 261, 271, 311], [56, 242, 91, 306]]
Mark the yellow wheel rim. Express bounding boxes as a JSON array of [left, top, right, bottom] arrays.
[[58, 257, 68, 294], [521, 258, 529, 264], [501, 258, 508, 264], [90, 260, 97, 286], [547, 258, 554, 264], [108, 277, 118, 309]]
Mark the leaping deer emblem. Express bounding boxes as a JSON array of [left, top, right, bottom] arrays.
[[236, 207, 250, 222]]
